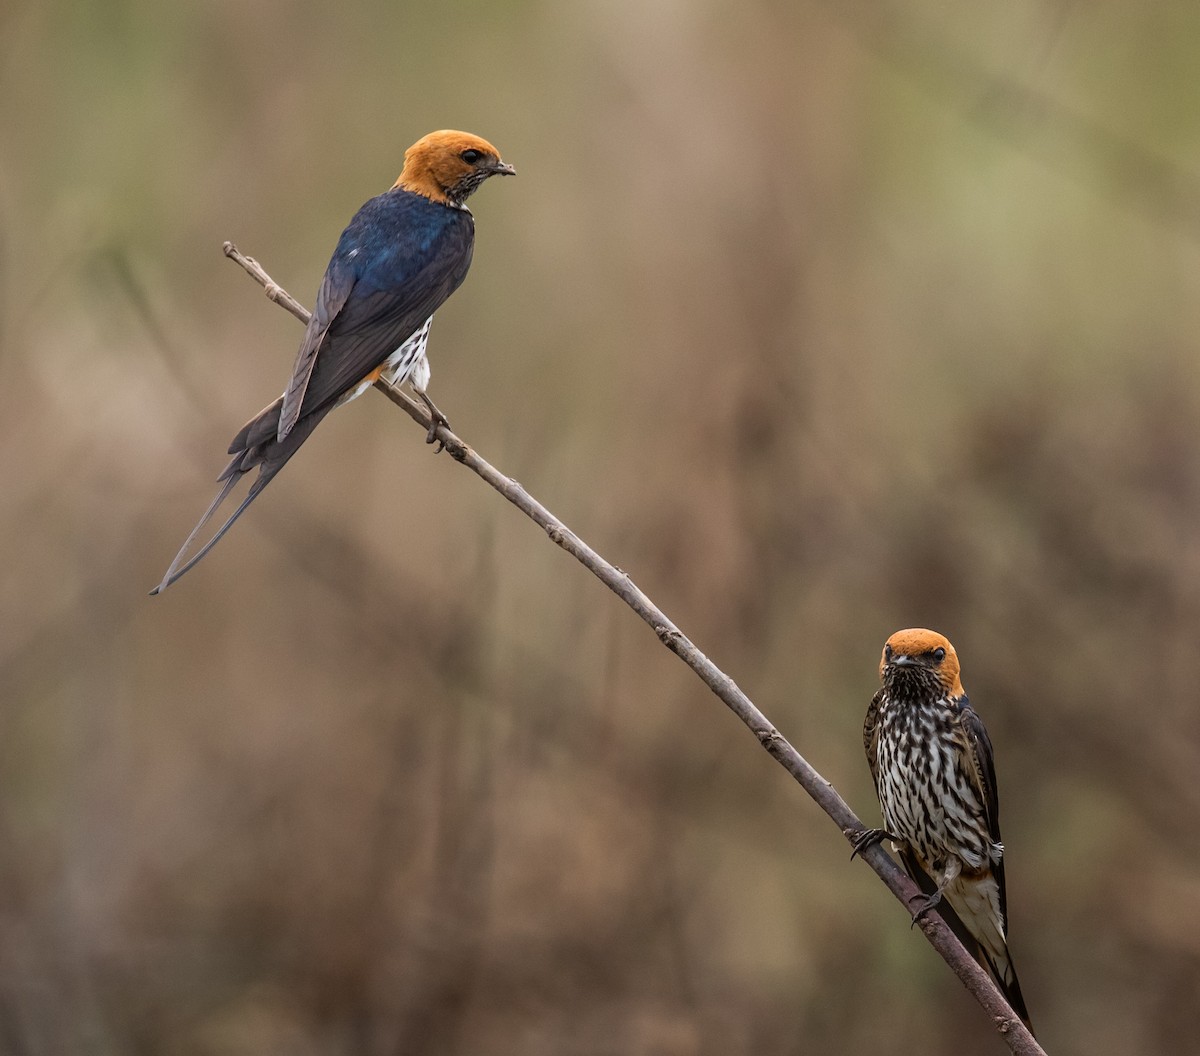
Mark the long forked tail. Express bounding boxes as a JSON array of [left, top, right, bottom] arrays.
[[897, 847, 1035, 1036], [979, 942, 1035, 1038], [150, 398, 323, 594]]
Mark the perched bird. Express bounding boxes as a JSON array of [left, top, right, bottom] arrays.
[[151, 130, 515, 594], [853, 628, 1034, 1034]]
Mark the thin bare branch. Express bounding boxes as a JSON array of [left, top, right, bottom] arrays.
[[222, 241, 312, 325], [221, 241, 1047, 1056]]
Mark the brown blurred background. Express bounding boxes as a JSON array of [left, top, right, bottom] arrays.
[[2, 1, 1199, 1052]]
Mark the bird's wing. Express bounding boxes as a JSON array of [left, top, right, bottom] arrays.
[[278, 256, 358, 440], [295, 257, 465, 413], [863, 687, 884, 797], [281, 196, 474, 431], [957, 696, 1001, 847], [957, 695, 1009, 930]]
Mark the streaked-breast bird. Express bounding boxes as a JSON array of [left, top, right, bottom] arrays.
[[853, 628, 1035, 1035]]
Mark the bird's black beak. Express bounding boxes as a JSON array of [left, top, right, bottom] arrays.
[[491, 161, 516, 177], [890, 654, 916, 667]]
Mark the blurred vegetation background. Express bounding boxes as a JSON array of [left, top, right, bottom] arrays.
[[2, 1, 1199, 1052]]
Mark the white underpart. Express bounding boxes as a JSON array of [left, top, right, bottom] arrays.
[[945, 870, 1010, 978], [333, 315, 434, 408]]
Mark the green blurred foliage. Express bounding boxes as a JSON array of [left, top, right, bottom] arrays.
[[1, 1, 1199, 1052]]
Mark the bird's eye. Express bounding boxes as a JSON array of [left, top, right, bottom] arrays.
[[460, 149, 483, 164], [931, 647, 946, 663], [883, 644, 893, 660]]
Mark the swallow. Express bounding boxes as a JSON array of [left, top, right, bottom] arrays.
[[152, 130, 514, 594]]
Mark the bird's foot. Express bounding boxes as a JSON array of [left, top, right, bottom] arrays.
[[424, 409, 449, 448], [908, 890, 943, 927], [416, 392, 450, 452], [850, 827, 901, 861]]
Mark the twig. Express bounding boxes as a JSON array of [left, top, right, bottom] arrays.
[[221, 240, 1047, 1056]]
